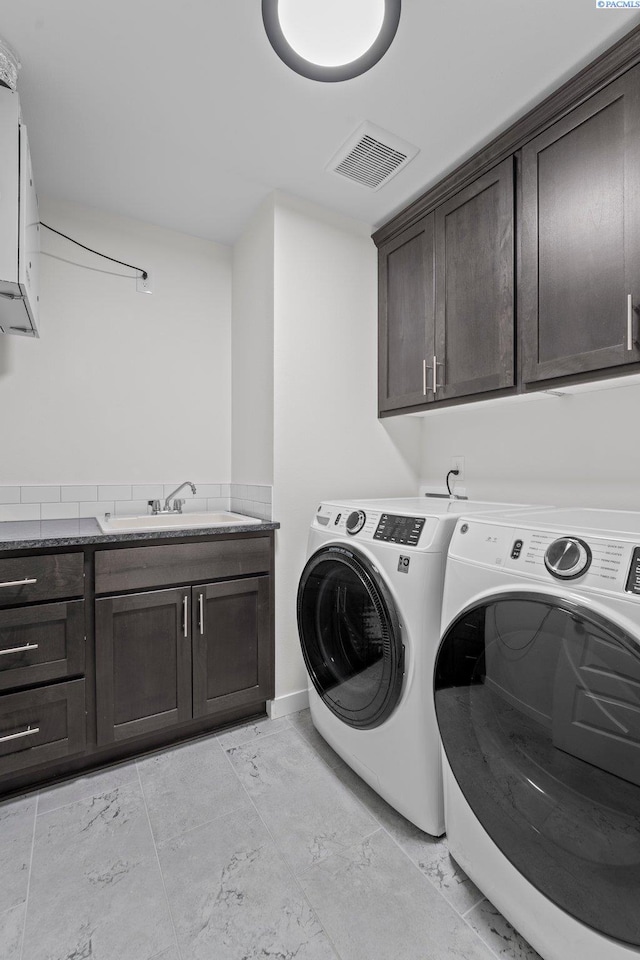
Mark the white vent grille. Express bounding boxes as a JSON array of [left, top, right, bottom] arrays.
[[327, 122, 419, 191]]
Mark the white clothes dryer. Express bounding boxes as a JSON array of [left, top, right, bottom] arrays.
[[435, 507, 640, 960], [297, 496, 540, 837]]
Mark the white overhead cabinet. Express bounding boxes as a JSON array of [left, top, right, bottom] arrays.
[[0, 86, 39, 337]]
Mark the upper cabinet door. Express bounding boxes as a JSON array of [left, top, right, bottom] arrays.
[[521, 65, 640, 384], [433, 157, 515, 402], [378, 213, 435, 414]]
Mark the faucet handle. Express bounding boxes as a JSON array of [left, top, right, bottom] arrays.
[[173, 499, 185, 513], [148, 499, 161, 514]]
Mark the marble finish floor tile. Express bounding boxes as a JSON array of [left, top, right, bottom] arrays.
[[0, 902, 25, 960], [216, 714, 292, 750], [330, 760, 483, 915], [299, 829, 496, 960], [38, 759, 138, 815], [158, 806, 338, 960], [23, 782, 174, 960], [137, 734, 252, 843], [287, 709, 347, 770], [0, 794, 36, 915], [227, 727, 378, 875], [466, 899, 544, 960]]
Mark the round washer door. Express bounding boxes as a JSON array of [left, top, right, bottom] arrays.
[[297, 545, 404, 729], [434, 591, 640, 947]]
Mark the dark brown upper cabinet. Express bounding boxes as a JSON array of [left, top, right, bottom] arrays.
[[434, 157, 515, 402], [378, 214, 435, 413], [520, 64, 640, 385], [377, 159, 514, 415]]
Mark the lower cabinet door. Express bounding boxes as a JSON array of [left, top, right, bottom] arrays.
[[192, 576, 271, 718], [0, 680, 86, 776], [95, 588, 192, 745]]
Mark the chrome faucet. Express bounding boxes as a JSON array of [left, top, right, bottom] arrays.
[[148, 481, 197, 515]]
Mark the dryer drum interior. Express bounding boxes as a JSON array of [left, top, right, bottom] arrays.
[[434, 591, 640, 947], [297, 545, 404, 729]]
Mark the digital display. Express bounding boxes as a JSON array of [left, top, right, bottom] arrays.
[[374, 514, 424, 546], [625, 547, 640, 596]]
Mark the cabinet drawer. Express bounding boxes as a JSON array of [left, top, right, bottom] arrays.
[[0, 680, 86, 777], [0, 601, 85, 692], [95, 537, 271, 594], [0, 553, 84, 607]]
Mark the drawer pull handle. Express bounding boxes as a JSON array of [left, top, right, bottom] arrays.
[[0, 643, 38, 657], [183, 595, 188, 638], [0, 578, 38, 589], [0, 724, 39, 745], [627, 294, 635, 351], [198, 593, 204, 636]]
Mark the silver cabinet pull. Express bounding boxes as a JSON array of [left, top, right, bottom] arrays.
[[198, 593, 204, 635], [433, 355, 444, 391], [183, 595, 188, 638], [422, 358, 427, 396], [0, 578, 37, 589], [0, 724, 39, 745], [0, 643, 38, 657], [627, 294, 634, 351]]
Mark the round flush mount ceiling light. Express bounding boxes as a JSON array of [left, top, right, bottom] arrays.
[[262, 0, 401, 82]]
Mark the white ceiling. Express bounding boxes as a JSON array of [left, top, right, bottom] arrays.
[[2, 1, 640, 245]]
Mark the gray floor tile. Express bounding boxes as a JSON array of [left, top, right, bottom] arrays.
[[37, 759, 138, 815], [466, 899, 544, 960], [23, 781, 174, 960], [288, 709, 346, 770], [137, 735, 252, 843], [299, 830, 497, 960], [0, 902, 25, 960], [158, 806, 338, 960], [149, 949, 180, 960], [216, 714, 292, 750], [0, 795, 36, 914], [326, 743, 484, 916], [227, 727, 378, 875]]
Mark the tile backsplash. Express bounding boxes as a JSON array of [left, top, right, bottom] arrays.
[[0, 483, 273, 523]]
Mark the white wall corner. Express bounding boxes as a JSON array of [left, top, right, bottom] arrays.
[[267, 688, 309, 720]]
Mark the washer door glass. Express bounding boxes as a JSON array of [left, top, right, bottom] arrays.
[[297, 545, 404, 729], [434, 592, 640, 947]]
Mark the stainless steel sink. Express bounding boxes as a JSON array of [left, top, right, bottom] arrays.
[[97, 511, 261, 534]]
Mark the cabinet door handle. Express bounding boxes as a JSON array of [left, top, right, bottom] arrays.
[[422, 358, 427, 395], [0, 724, 39, 745], [198, 593, 204, 635], [183, 595, 188, 638], [0, 643, 38, 657], [627, 294, 635, 351], [0, 578, 37, 589], [433, 355, 444, 391]]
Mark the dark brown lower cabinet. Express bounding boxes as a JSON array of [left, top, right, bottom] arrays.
[[192, 576, 270, 718], [0, 600, 85, 692], [0, 680, 86, 775], [96, 577, 271, 744]]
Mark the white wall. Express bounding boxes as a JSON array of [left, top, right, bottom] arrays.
[[231, 198, 274, 485], [272, 195, 421, 700], [0, 197, 232, 484], [419, 379, 640, 509]]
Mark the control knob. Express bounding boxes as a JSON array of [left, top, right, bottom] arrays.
[[544, 537, 592, 579], [346, 510, 366, 536]]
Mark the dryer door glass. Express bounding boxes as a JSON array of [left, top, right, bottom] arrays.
[[297, 545, 404, 729], [434, 592, 640, 947]]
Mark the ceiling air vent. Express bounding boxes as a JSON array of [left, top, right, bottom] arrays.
[[327, 122, 419, 191]]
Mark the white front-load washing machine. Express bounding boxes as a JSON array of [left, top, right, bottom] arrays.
[[435, 507, 640, 960], [297, 496, 540, 837]]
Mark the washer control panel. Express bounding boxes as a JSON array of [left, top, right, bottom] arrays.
[[374, 514, 425, 546], [450, 518, 640, 597]]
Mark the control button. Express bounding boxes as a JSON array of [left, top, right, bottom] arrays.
[[346, 510, 366, 535], [334, 513, 342, 526], [511, 539, 523, 560], [544, 537, 592, 580]]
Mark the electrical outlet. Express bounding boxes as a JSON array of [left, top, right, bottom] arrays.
[[451, 456, 465, 481], [136, 271, 153, 294]]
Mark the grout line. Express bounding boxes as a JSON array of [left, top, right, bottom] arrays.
[[135, 763, 184, 960], [218, 730, 347, 960], [35, 768, 140, 818], [18, 793, 38, 960]]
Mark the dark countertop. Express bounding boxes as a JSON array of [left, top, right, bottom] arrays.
[[0, 517, 280, 551]]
